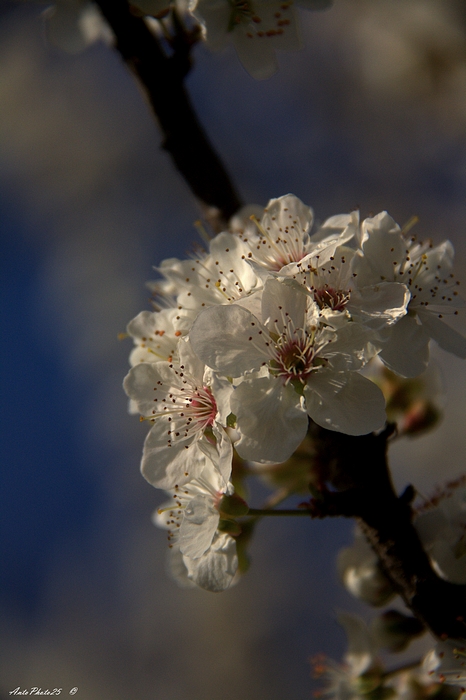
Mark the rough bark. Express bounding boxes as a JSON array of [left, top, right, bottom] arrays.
[[308, 423, 466, 640]]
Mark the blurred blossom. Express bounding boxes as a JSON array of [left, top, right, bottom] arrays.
[[366, 358, 444, 437], [44, 0, 112, 53], [337, 526, 394, 607], [191, 0, 333, 79], [312, 613, 383, 700], [369, 610, 425, 654], [323, 0, 466, 134], [415, 479, 466, 584], [424, 639, 466, 688]]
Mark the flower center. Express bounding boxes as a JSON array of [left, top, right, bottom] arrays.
[[185, 386, 218, 431], [314, 286, 350, 312], [272, 334, 316, 384], [229, 1, 254, 29], [148, 382, 217, 444]]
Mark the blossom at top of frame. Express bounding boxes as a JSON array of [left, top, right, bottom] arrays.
[[190, 0, 333, 80]]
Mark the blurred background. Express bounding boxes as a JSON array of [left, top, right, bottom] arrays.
[[2, 0, 466, 697]]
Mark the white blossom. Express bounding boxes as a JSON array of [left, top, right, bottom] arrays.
[[287, 233, 410, 334], [353, 211, 466, 377], [190, 0, 333, 80], [124, 338, 233, 488], [153, 462, 238, 591], [190, 277, 386, 462], [235, 193, 316, 273], [149, 230, 261, 334], [127, 307, 183, 367]]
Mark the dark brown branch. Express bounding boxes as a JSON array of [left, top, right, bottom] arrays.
[[307, 422, 466, 640], [94, 0, 242, 226]]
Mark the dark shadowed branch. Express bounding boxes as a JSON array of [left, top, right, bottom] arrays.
[[94, 0, 242, 227], [306, 422, 466, 640]]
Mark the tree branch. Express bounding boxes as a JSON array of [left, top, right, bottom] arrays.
[[94, 0, 242, 227], [307, 422, 466, 640]]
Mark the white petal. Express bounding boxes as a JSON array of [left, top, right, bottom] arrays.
[[323, 323, 378, 370], [183, 532, 238, 592], [313, 210, 359, 245], [189, 304, 269, 376], [355, 214, 406, 287], [417, 311, 466, 359], [123, 361, 179, 414], [261, 277, 307, 331], [348, 283, 410, 329], [231, 376, 308, 462], [379, 314, 430, 377], [127, 309, 180, 364], [141, 422, 207, 489], [304, 371, 386, 435], [207, 372, 234, 424], [209, 231, 258, 295], [234, 289, 263, 319], [178, 336, 205, 381], [233, 34, 279, 81], [337, 612, 375, 677], [261, 194, 313, 244], [197, 428, 233, 484], [165, 546, 197, 589], [179, 495, 219, 559]]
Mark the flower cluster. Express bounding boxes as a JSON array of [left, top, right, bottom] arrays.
[[124, 194, 465, 591], [314, 612, 461, 700]]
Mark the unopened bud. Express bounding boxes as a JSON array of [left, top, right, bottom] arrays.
[[400, 400, 441, 436]]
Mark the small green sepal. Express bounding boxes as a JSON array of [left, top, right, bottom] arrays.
[[219, 493, 250, 517]]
